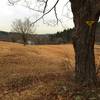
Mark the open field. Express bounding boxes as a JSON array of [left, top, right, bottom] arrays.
[[0, 41, 100, 100]]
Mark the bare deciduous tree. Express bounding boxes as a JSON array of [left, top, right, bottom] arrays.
[[11, 18, 35, 45]]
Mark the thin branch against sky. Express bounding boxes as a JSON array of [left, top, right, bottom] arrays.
[[0, 0, 74, 34]]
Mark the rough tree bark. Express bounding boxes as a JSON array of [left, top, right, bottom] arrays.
[[70, 0, 100, 84]]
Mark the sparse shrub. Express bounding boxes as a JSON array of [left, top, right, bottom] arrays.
[[5, 75, 33, 92]]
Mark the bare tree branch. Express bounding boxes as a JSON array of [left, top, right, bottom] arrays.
[[31, 0, 60, 25], [8, 0, 21, 5], [8, 0, 72, 28], [62, 0, 73, 20], [21, 5, 43, 13], [43, 0, 48, 13], [54, 7, 59, 24]]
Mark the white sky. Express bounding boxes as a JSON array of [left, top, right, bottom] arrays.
[[0, 0, 74, 34]]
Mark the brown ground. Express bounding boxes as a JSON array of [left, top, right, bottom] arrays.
[[0, 41, 100, 100]]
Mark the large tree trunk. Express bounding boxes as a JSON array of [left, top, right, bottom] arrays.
[[70, 0, 100, 84], [73, 20, 97, 84]]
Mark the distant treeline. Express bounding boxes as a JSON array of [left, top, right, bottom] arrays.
[[0, 28, 74, 44], [49, 28, 75, 44], [0, 23, 100, 45]]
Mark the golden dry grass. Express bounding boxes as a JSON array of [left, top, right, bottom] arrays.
[[0, 41, 74, 78], [0, 41, 100, 100]]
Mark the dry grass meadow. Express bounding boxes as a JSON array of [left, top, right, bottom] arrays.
[[0, 41, 100, 100]]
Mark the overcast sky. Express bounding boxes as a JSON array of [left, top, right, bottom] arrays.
[[0, 0, 74, 34]]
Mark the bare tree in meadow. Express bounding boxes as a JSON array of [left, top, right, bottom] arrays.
[[11, 18, 35, 45]]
